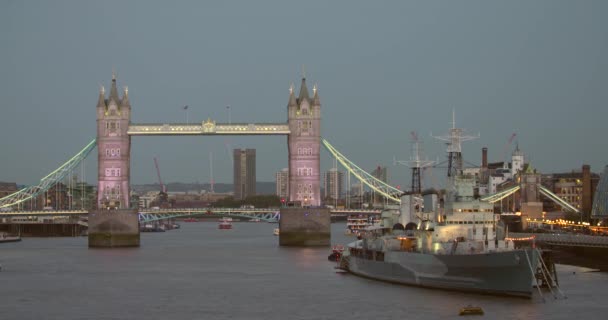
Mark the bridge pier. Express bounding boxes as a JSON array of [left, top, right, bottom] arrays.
[[279, 207, 330, 246], [88, 209, 140, 248]]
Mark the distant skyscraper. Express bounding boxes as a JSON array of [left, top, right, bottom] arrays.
[[592, 165, 608, 219], [323, 168, 343, 201], [371, 166, 388, 183], [275, 168, 289, 200], [233, 149, 256, 200], [371, 166, 388, 204]]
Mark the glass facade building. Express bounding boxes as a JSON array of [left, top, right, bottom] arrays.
[[591, 166, 608, 218]]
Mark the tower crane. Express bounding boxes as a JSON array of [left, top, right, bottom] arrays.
[[501, 133, 517, 167], [153, 157, 168, 207]]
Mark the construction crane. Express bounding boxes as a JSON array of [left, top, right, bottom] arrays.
[[501, 133, 517, 166], [153, 157, 168, 207]]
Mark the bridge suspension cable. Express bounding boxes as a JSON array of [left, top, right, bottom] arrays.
[[321, 138, 402, 203], [480, 185, 521, 203], [0, 139, 97, 208], [538, 185, 580, 214]]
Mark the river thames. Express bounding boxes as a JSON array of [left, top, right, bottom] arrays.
[[1, 222, 607, 319]]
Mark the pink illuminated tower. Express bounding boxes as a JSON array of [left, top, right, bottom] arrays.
[[287, 78, 321, 207], [96, 73, 131, 209]]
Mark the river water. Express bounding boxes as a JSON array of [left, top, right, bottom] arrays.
[[1, 222, 607, 320]]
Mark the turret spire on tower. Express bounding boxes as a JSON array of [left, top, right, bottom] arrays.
[[298, 77, 310, 103], [108, 70, 120, 105], [288, 83, 297, 106], [121, 86, 130, 108], [97, 85, 106, 108], [312, 83, 320, 105]]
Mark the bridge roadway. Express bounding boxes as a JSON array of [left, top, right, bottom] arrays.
[[510, 232, 608, 249], [0, 208, 382, 223]]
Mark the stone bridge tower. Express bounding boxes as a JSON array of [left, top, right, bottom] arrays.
[[287, 78, 321, 207], [96, 74, 131, 209], [520, 165, 543, 219]]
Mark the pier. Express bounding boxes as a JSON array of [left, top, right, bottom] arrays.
[[511, 232, 608, 249], [0, 217, 87, 237]]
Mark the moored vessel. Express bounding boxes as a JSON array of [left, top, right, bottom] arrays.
[[336, 117, 559, 298], [0, 232, 21, 243], [345, 213, 380, 235], [339, 176, 545, 298]]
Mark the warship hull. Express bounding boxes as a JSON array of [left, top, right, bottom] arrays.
[[344, 248, 540, 298]]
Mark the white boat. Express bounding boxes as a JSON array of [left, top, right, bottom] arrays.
[[0, 232, 21, 243], [346, 213, 380, 234]]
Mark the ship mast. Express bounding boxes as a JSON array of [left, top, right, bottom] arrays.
[[432, 110, 478, 178], [395, 131, 435, 194]]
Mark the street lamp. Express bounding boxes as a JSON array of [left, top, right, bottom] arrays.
[[226, 105, 231, 124]]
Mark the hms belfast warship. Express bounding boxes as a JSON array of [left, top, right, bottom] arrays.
[[338, 115, 550, 298]]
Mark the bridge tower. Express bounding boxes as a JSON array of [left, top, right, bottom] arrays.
[[281, 77, 328, 246], [287, 78, 321, 207], [96, 73, 131, 209], [90, 73, 139, 248], [519, 164, 543, 221]]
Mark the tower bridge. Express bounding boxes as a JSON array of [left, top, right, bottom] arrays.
[[0, 74, 590, 241], [0, 72, 399, 247], [97, 74, 321, 210]]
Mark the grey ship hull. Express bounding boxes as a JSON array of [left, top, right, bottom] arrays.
[[344, 249, 539, 298]]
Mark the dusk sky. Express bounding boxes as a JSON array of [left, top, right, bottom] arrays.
[[1, 0, 607, 189]]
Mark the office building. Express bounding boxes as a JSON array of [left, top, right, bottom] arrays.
[[233, 149, 256, 200], [275, 168, 289, 200], [323, 168, 343, 201]]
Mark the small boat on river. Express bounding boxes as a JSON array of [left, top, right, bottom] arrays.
[[459, 305, 484, 316], [219, 218, 233, 230], [0, 232, 21, 243]]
